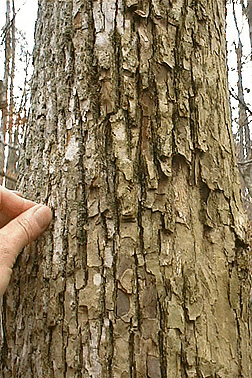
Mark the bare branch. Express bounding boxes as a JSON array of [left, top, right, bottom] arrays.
[[229, 88, 252, 117], [0, 170, 17, 182]]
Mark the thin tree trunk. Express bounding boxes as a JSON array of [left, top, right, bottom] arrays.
[[247, 0, 252, 57], [233, 1, 251, 160], [0, 0, 11, 186], [1, 1, 251, 377], [6, 0, 18, 190]]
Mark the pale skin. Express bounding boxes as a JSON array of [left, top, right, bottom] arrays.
[[0, 186, 52, 296]]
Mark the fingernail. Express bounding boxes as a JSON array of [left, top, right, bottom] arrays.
[[33, 205, 52, 230]]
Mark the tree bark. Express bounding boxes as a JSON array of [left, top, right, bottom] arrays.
[[1, 1, 251, 377]]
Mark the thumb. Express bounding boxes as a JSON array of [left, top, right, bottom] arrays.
[[0, 204, 52, 271], [0, 204, 52, 296]]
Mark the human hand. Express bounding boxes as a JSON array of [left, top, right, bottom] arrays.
[[0, 186, 52, 296]]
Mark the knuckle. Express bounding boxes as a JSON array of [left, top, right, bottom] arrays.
[[17, 217, 32, 245], [0, 237, 13, 268], [0, 245, 10, 264]]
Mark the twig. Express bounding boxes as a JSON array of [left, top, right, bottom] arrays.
[[229, 88, 252, 117], [0, 170, 17, 182], [237, 159, 252, 166], [0, 140, 19, 151]]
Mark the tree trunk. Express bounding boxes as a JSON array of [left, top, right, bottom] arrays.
[[0, 0, 11, 185], [1, 1, 251, 377], [247, 0, 252, 57], [233, 0, 251, 161], [0, 0, 18, 189], [5, 0, 18, 190]]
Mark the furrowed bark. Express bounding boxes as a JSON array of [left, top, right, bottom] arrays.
[[1, 1, 251, 377]]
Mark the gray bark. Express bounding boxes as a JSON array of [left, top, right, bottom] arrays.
[[1, 1, 251, 377]]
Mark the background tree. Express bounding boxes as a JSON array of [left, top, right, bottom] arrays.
[[227, 0, 252, 216], [0, 0, 11, 185], [246, 0, 252, 55], [1, 1, 252, 378], [0, 0, 31, 189]]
